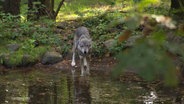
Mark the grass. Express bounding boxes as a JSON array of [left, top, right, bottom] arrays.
[[56, 0, 116, 21]]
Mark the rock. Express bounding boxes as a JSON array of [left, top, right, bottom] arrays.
[[41, 51, 63, 65], [3, 54, 14, 67], [54, 29, 63, 34], [104, 39, 115, 50], [56, 22, 67, 29], [125, 35, 143, 47], [6, 43, 20, 52], [2, 53, 37, 67], [22, 54, 36, 66]]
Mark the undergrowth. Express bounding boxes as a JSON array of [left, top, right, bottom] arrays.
[[0, 13, 62, 67]]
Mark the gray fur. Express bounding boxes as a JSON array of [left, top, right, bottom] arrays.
[[71, 26, 92, 76]]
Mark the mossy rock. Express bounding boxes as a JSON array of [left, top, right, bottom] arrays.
[[3, 54, 22, 68], [6, 43, 20, 52], [41, 51, 63, 65], [21, 54, 37, 66], [2, 45, 47, 67], [2, 53, 39, 67]]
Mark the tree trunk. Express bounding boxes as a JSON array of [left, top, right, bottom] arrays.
[[2, 0, 21, 15], [170, 0, 184, 18], [0, 1, 3, 11], [27, 0, 39, 20], [27, 0, 55, 20], [39, 0, 55, 18]]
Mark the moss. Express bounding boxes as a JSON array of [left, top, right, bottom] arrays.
[[29, 46, 48, 60], [1, 45, 48, 67], [20, 46, 48, 66], [0, 46, 9, 54], [3, 51, 23, 67]]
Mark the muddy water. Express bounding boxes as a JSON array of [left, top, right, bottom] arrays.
[[0, 68, 184, 104]]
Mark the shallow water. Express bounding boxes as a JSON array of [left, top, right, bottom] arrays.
[[0, 68, 184, 104]]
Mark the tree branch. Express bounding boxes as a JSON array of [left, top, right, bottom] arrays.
[[54, 0, 65, 19]]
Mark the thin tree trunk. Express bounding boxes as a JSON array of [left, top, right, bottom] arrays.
[[27, 0, 56, 20], [27, 0, 39, 20], [54, 0, 65, 19]]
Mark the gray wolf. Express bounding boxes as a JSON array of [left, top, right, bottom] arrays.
[[71, 26, 92, 76]]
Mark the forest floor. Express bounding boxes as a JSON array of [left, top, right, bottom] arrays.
[[1, 50, 184, 104], [0, 19, 118, 75], [1, 20, 184, 104]]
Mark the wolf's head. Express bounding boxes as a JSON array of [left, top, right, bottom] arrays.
[[77, 38, 92, 55]]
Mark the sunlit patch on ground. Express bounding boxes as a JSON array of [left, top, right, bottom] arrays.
[[56, 5, 111, 22]]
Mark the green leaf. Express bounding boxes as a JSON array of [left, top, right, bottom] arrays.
[[134, 0, 160, 11], [164, 68, 178, 86], [124, 16, 141, 30]]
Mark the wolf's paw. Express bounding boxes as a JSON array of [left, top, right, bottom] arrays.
[[71, 61, 76, 66]]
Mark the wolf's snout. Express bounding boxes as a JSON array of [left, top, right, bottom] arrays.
[[84, 51, 87, 54]]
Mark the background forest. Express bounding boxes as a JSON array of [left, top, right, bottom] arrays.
[[0, 0, 184, 86]]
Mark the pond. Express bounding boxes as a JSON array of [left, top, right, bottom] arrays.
[[0, 62, 184, 104]]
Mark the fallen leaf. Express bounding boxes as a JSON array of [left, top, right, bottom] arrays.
[[118, 30, 132, 43]]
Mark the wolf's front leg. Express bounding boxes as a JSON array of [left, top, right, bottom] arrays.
[[71, 44, 76, 66], [71, 52, 76, 66], [83, 57, 87, 67]]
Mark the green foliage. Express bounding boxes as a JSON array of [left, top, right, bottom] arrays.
[[21, 40, 48, 61], [91, 41, 106, 57], [0, 12, 60, 67], [82, 12, 124, 56], [5, 51, 23, 67], [113, 33, 178, 86], [124, 15, 141, 30], [112, 16, 180, 86], [109, 35, 126, 54], [0, 13, 57, 44], [62, 43, 71, 55], [100, 0, 182, 86], [0, 44, 47, 67]]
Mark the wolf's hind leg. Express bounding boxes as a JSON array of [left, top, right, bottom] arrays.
[[80, 56, 84, 76]]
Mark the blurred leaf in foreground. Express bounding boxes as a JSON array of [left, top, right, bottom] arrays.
[[113, 32, 178, 86]]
